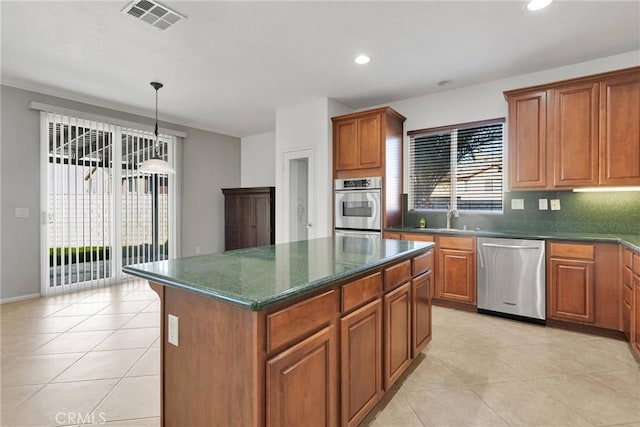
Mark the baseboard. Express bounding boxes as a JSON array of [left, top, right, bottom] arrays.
[[1, 293, 41, 304], [432, 298, 477, 313]]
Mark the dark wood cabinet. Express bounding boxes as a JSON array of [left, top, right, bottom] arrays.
[[436, 236, 476, 305], [222, 187, 275, 251], [383, 282, 412, 390], [622, 248, 633, 339], [548, 257, 595, 323], [340, 299, 383, 427], [266, 325, 337, 427], [504, 66, 640, 190], [550, 82, 599, 187]]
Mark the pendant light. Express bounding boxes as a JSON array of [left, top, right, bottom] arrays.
[[139, 81, 176, 174]]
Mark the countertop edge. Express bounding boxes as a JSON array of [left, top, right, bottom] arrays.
[[385, 227, 640, 252], [123, 242, 435, 311]]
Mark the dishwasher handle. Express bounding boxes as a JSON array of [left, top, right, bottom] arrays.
[[481, 243, 541, 250]]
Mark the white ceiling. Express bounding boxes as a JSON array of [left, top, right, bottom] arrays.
[[2, 1, 639, 137]]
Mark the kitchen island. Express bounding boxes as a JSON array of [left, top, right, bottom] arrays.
[[123, 236, 434, 427]]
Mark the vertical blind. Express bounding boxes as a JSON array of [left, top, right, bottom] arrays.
[[409, 119, 504, 212], [43, 111, 177, 295]]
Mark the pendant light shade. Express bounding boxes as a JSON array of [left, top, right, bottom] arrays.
[[139, 81, 176, 174]]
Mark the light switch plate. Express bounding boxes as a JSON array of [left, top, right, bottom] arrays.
[[168, 314, 179, 346], [550, 199, 561, 211], [15, 207, 29, 218], [538, 199, 548, 210], [511, 199, 524, 210]]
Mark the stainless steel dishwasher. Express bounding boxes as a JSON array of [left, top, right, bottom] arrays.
[[477, 237, 546, 322]]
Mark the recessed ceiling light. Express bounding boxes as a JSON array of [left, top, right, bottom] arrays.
[[354, 55, 370, 65], [438, 80, 452, 87], [527, 0, 553, 11]]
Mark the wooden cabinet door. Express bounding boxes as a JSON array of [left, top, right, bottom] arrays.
[[266, 325, 337, 427], [634, 275, 640, 355], [357, 114, 382, 169], [239, 195, 256, 248], [340, 299, 383, 427], [254, 193, 272, 247], [335, 119, 358, 171], [600, 73, 640, 185], [623, 266, 633, 338], [551, 83, 599, 187], [548, 258, 595, 323], [507, 90, 548, 189], [412, 270, 432, 357], [437, 249, 476, 304], [383, 282, 411, 389]]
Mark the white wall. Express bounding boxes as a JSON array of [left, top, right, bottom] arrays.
[[0, 85, 240, 300], [385, 51, 640, 191], [241, 131, 275, 187], [274, 99, 352, 243]]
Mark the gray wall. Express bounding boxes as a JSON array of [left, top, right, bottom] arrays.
[[1, 85, 240, 300]]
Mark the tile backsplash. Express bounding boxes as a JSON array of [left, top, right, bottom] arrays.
[[402, 190, 640, 234]]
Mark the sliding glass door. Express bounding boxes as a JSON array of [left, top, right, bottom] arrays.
[[41, 112, 177, 295]]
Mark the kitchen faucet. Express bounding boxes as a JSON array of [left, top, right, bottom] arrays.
[[446, 205, 459, 229]]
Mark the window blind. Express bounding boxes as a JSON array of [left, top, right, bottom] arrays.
[[409, 119, 504, 213]]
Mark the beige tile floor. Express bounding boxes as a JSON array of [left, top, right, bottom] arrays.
[[2, 280, 639, 426]]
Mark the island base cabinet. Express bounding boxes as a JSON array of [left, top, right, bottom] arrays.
[[266, 325, 337, 427], [341, 300, 383, 427], [384, 282, 412, 389], [412, 271, 433, 357]]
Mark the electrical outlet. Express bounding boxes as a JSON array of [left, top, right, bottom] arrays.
[[511, 199, 524, 210], [196, 246, 201, 254], [168, 314, 179, 346], [550, 199, 561, 211], [538, 199, 548, 210]]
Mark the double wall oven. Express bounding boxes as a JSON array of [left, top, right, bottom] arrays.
[[334, 176, 382, 239]]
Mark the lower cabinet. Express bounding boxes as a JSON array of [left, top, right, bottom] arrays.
[[412, 270, 433, 356], [266, 325, 337, 427], [383, 282, 412, 389], [548, 257, 595, 323], [340, 300, 383, 427], [633, 252, 640, 359], [437, 240, 476, 305]]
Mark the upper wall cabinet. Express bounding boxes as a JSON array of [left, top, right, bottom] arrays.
[[504, 67, 640, 190], [332, 107, 406, 178]]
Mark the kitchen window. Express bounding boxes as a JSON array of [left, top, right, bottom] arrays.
[[408, 118, 504, 213]]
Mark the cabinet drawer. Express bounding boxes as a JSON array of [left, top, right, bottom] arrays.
[[384, 232, 401, 240], [549, 242, 594, 260], [384, 260, 411, 291], [439, 236, 474, 251], [401, 233, 435, 242], [623, 283, 633, 306], [412, 251, 432, 277], [267, 290, 339, 353], [623, 248, 633, 268], [634, 253, 640, 275], [342, 272, 382, 313]]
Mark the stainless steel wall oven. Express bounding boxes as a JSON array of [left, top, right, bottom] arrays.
[[334, 177, 382, 236]]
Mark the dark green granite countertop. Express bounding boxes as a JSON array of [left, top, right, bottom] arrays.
[[386, 227, 640, 252], [123, 237, 433, 311]]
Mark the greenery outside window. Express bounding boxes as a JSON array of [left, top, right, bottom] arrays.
[[408, 118, 504, 213]]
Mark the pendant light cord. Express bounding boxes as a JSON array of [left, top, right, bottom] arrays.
[[154, 85, 159, 157]]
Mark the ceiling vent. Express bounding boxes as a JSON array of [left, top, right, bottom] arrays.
[[122, 0, 185, 31]]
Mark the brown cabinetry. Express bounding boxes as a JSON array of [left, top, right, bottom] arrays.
[[412, 270, 433, 357], [547, 241, 620, 329], [383, 282, 412, 389], [507, 90, 548, 189], [504, 66, 640, 190], [600, 73, 640, 185], [436, 236, 476, 305], [266, 325, 337, 427], [340, 299, 383, 427], [222, 187, 275, 251], [632, 252, 640, 359], [334, 113, 382, 171], [622, 248, 634, 339]]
